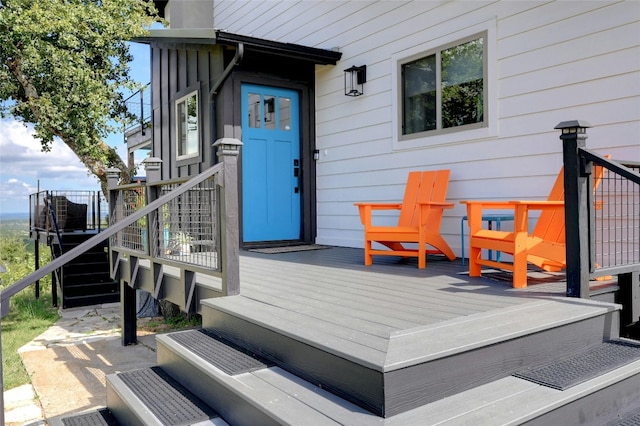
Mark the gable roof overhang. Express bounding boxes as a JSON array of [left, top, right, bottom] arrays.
[[134, 29, 342, 65]]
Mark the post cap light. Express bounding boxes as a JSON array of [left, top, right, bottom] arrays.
[[344, 65, 367, 97], [555, 120, 592, 134], [142, 157, 163, 170]]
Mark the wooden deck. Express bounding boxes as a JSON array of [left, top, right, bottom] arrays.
[[119, 246, 634, 422], [217, 246, 572, 331], [195, 247, 617, 414]]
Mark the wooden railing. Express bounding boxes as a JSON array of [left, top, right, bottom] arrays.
[[108, 138, 242, 344], [560, 121, 640, 328]]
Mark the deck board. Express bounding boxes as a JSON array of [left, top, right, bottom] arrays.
[[200, 247, 597, 366]]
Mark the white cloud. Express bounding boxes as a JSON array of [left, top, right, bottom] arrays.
[[0, 119, 102, 213]]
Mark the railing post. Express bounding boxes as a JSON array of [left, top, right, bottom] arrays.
[[214, 138, 243, 296], [143, 157, 163, 257], [107, 167, 137, 345], [556, 120, 591, 298], [106, 168, 122, 247]]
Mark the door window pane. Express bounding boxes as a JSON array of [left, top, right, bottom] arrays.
[[248, 93, 261, 128], [264, 96, 276, 130], [280, 97, 291, 131]]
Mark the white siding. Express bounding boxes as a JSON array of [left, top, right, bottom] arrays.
[[214, 0, 640, 252]]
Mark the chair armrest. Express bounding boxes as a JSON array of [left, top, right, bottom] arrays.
[[354, 202, 402, 210], [462, 200, 564, 234], [354, 202, 403, 225], [418, 201, 455, 208]]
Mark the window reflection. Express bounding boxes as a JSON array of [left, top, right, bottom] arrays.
[[177, 91, 199, 158], [248, 93, 261, 128], [280, 97, 291, 131], [264, 96, 275, 129], [401, 35, 485, 136]]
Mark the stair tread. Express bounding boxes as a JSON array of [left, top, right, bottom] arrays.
[[158, 332, 382, 425], [116, 366, 220, 425], [202, 296, 619, 372], [396, 357, 640, 425], [167, 329, 272, 375], [514, 338, 640, 390], [60, 408, 117, 426]]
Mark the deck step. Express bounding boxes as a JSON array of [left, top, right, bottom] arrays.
[[59, 408, 118, 426], [166, 328, 272, 375], [396, 355, 640, 425], [156, 330, 381, 425], [106, 366, 225, 425], [514, 338, 640, 390], [199, 294, 620, 417]]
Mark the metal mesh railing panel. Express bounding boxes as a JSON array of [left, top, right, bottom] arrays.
[[30, 190, 105, 232], [110, 185, 147, 253], [594, 163, 640, 270], [154, 177, 219, 270]]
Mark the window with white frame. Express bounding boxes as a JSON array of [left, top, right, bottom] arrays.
[[400, 33, 486, 139], [176, 91, 199, 159]]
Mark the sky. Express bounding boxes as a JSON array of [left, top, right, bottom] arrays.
[[0, 42, 151, 215]]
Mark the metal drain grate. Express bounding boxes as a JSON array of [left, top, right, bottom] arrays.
[[117, 367, 218, 426], [606, 406, 640, 425], [514, 339, 640, 390], [62, 408, 118, 426], [168, 329, 272, 375]]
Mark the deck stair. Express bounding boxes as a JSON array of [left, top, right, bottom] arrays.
[[59, 292, 640, 425], [52, 232, 119, 309]]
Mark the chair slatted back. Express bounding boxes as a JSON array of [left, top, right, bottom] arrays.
[[399, 170, 451, 228]]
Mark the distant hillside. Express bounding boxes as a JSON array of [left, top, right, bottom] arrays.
[[0, 214, 30, 238]]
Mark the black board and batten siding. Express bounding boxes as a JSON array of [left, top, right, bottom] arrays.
[[151, 43, 225, 179]]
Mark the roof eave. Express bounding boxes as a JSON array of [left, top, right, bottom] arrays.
[[133, 29, 342, 65]]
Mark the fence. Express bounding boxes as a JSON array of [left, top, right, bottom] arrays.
[[109, 176, 220, 271], [593, 160, 640, 273], [29, 190, 107, 233], [107, 139, 241, 344], [123, 83, 151, 136], [560, 121, 640, 330]]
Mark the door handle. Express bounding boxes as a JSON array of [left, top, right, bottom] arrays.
[[293, 159, 300, 192]]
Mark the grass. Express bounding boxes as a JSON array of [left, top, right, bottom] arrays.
[[2, 285, 59, 389], [1, 234, 59, 389]]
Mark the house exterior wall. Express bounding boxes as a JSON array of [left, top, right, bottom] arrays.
[[211, 0, 639, 253], [150, 43, 225, 179]]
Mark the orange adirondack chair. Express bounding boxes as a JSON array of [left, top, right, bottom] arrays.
[[461, 163, 608, 288], [354, 170, 456, 268]]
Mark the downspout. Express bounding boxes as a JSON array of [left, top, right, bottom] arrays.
[[210, 42, 244, 97]]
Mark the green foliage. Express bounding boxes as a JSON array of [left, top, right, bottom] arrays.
[[1, 235, 58, 389], [0, 0, 161, 184]]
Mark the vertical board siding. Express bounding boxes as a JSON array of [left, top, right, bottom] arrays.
[[151, 44, 220, 180], [211, 0, 640, 252]]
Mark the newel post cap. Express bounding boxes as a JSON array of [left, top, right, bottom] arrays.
[[214, 138, 243, 157], [555, 120, 592, 136]]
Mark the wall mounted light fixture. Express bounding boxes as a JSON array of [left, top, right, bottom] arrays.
[[344, 65, 367, 97], [313, 149, 320, 161]]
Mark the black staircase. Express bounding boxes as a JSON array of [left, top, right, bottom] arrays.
[[29, 190, 119, 309], [52, 232, 119, 309]]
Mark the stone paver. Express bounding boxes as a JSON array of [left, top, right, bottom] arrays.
[[5, 303, 158, 425]]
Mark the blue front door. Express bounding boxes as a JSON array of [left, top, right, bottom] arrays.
[[241, 84, 301, 242]]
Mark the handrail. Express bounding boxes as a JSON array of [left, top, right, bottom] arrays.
[[581, 149, 640, 183], [0, 162, 224, 318]]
